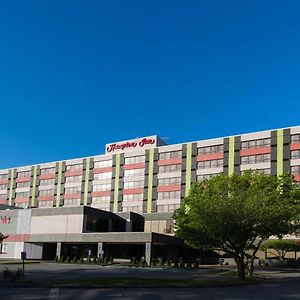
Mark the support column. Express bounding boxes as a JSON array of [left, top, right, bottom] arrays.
[[145, 242, 152, 265], [97, 242, 104, 258], [56, 242, 62, 259]]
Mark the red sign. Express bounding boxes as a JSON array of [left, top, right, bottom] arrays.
[[106, 138, 155, 153], [0, 216, 11, 224]]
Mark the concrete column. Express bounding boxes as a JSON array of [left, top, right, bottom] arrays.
[[56, 242, 62, 259], [97, 242, 104, 258], [145, 242, 152, 265], [125, 220, 132, 232]]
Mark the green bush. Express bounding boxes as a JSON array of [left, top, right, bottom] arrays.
[[93, 257, 98, 263], [87, 256, 91, 263], [65, 256, 70, 263], [60, 255, 65, 263], [79, 256, 84, 263], [54, 256, 59, 263], [72, 256, 77, 263], [2, 267, 23, 282]]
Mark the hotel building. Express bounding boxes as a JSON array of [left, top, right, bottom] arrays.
[[0, 126, 300, 262]]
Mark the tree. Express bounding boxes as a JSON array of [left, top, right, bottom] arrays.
[[174, 172, 300, 279], [0, 233, 8, 242], [260, 239, 300, 261]]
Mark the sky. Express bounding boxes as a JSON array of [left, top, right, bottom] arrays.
[[0, 0, 300, 168]]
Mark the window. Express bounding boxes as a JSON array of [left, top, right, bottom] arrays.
[[65, 175, 83, 183], [15, 202, 28, 209], [0, 174, 8, 180], [64, 186, 81, 194], [0, 194, 6, 200], [124, 156, 145, 164], [158, 177, 181, 186], [241, 168, 271, 174], [123, 194, 144, 201], [64, 198, 81, 207], [39, 179, 55, 186], [123, 181, 144, 189], [15, 191, 30, 198], [93, 183, 111, 192], [197, 159, 223, 169], [40, 167, 56, 175], [291, 134, 300, 143], [92, 196, 111, 204], [17, 171, 31, 178], [94, 160, 112, 168], [291, 166, 300, 174], [198, 145, 223, 155], [159, 151, 182, 160], [124, 168, 144, 177], [66, 164, 83, 171], [0, 243, 8, 254], [39, 189, 54, 196], [16, 181, 30, 188], [93, 172, 112, 180], [157, 191, 180, 200], [241, 138, 270, 149], [37, 200, 53, 208], [291, 150, 300, 159], [157, 204, 180, 213], [197, 173, 219, 181], [241, 154, 271, 164], [0, 184, 8, 190], [158, 164, 181, 173], [122, 206, 143, 213]]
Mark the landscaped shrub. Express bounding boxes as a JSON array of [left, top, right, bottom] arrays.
[[159, 258, 164, 266], [104, 256, 109, 264], [87, 256, 91, 263], [93, 257, 98, 263], [167, 258, 172, 267], [174, 260, 178, 267], [79, 256, 84, 263], [65, 256, 70, 263], [193, 261, 199, 268], [60, 255, 65, 263], [98, 256, 103, 264], [2, 267, 23, 282], [54, 256, 59, 263], [72, 256, 77, 263]]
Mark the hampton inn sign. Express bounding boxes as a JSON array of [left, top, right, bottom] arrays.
[[105, 135, 165, 154]]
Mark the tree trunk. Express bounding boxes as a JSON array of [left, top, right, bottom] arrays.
[[235, 258, 246, 280]]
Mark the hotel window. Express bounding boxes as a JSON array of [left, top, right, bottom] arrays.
[[158, 164, 181, 173], [241, 168, 271, 174], [241, 138, 270, 149], [158, 177, 181, 186], [94, 160, 113, 168], [157, 191, 180, 200], [93, 172, 112, 180], [0, 184, 8, 190], [15, 202, 28, 209], [39, 178, 55, 186], [291, 134, 300, 143], [66, 164, 83, 171], [159, 151, 182, 160], [123, 168, 144, 177], [197, 159, 223, 169], [241, 154, 271, 165], [0, 194, 6, 200], [123, 194, 144, 201], [39, 189, 54, 196], [40, 167, 56, 175], [93, 183, 111, 192], [37, 200, 53, 208], [198, 145, 223, 155], [15, 191, 30, 198], [17, 171, 31, 178], [64, 198, 81, 207], [0, 174, 8, 180], [65, 186, 81, 194], [92, 196, 111, 204], [123, 180, 144, 189], [157, 204, 180, 213], [291, 166, 300, 174], [197, 173, 219, 181], [65, 175, 83, 183], [122, 206, 143, 213], [124, 156, 145, 164], [16, 181, 31, 188], [291, 150, 300, 159]]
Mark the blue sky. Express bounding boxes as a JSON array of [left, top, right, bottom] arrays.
[[0, 1, 300, 168]]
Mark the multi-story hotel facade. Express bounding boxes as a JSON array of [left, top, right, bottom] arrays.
[[1, 126, 300, 262]]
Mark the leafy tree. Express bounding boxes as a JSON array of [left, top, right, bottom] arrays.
[[0, 233, 8, 242], [260, 239, 300, 261], [174, 172, 300, 279]]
